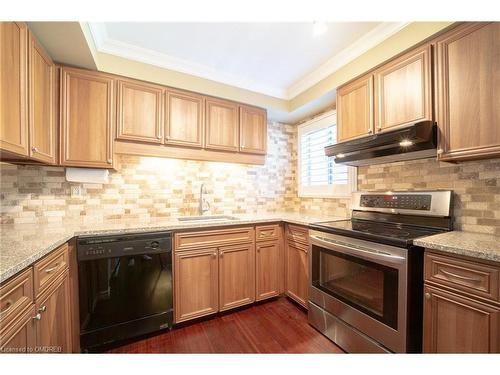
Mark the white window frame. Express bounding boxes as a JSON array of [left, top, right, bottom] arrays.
[[297, 110, 357, 198]]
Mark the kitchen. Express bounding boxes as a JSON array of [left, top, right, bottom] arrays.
[[0, 1, 499, 371]]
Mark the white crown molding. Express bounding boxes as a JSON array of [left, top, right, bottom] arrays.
[[88, 22, 409, 101], [286, 22, 410, 98]]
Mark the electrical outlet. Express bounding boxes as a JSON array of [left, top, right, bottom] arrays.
[[70, 185, 82, 197]]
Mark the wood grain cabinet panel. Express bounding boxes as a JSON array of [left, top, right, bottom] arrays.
[[435, 22, 500, 161], [285, 240, 309, 308], [256, 241, 281, 301], [219, 243, 255, 311], [33, 243, 68, 298], [116, 79, 163, 144], [174, 248, 219, 323], [337, 73, 374, 142], [0, 269, 33, 333], [423, 285, 500, 353], [34, 271, 72, 353], [60, 67, 115, 168], [205, 98, 239, 151], [374, 44, 432, 132], [0, 22, 28, 157], [28, 31, 56, 164], [165, 89, 204, 148], [0, 305, 36, 353], [239, 105, 267, 154]]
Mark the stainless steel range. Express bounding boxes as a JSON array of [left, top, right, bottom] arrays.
[[308, 191, 453, 353]]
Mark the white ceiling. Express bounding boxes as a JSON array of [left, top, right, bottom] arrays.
[[89, 22, 407, 99]]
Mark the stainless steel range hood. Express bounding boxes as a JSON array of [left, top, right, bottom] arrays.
[[325, 121, 437, 166]]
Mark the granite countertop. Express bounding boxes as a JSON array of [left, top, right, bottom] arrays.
[[0, 212, 345, 283], [414, 231, 500, 263]]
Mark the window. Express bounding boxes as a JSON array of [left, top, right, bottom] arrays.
[[298, 110, 356, 197]]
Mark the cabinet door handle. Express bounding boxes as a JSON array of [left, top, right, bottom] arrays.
[[31, 146, 38, 153], [107, 158, 113, 164], [220, 252, 224, 258], [33, 313, 42, 321], [437, 149, 443, 155], [212, 252, 217, 258], [44, 263, 59, 274], [38, 305, 47, 313], [368, 129, 373, 134], [440, 269, 481, 283], [425, 292, 431, 300]]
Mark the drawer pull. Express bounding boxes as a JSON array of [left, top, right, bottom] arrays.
[[439, 269, 481, 283], [44, 263, 60, 274], [33, 313, 42, 321], [0, 299, 13, 315]]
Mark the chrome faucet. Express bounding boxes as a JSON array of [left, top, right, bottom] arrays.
[[199, 183, 210, 216]]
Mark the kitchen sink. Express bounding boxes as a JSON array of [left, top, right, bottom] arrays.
[[177, 215, 239, 222]]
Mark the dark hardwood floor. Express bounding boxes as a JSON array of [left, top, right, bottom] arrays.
[[107, 298, 344, 354]]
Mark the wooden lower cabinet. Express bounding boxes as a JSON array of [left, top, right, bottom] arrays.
[[256, 241, 281, 301], [423, 285, 500, 353], [174, 248, 219, 323], [34, 271, 72, 353], [0, 305, 36, 353], [219, 243, 255, 311], [285, 240, 309, 308]]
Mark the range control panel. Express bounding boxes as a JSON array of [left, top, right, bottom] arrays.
[[360, 194, 432, 211]]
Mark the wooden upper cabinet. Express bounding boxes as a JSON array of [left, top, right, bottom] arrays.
[[174, 248, 219, 323], [435, 22, 500, 161], [218, 243, 255, 311], [116, 79, 163, 144], [28, 32, 56, 164], [0, 22, 28, 157], [60, 67, 115, 168], [337, 73, 374, 142], [239, 105, 267, 154], [256, 241, 281, 301], [423, 285, 500, 353], [205, 98, 239, 151], [165, 89, 204, 148], [374, 44, 432, 132]]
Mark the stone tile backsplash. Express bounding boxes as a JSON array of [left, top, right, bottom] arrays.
[[1, 120, 499, 235]]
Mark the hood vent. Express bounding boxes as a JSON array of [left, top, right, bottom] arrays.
[[325, 121, 437, 167]]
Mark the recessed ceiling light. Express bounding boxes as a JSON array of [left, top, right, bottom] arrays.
[[313, 21, 327, 37]]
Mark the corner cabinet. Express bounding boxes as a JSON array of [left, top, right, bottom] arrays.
[[116, 78, 164, 144], [337, 73, 374, 142], [434, 22, 500, 162], [60, 67, 115, 168], [374, 44, 432, 132], [239, 105, 267, 154], [0, 22, 29, 157], [423, 251, 500, 353]]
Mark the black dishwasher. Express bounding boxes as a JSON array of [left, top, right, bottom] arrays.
[[77, 231, 173, 352]]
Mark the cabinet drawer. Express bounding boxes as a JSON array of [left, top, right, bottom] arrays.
[[174, 227, 254, 252], [286, 224, 309, 245], [33, 244, 69, 298], [0, 269, 34, 332], [256, 224, 280, 242], [425, 252, 500, 303]]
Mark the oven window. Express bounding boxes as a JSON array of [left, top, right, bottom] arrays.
[[311, 245, 398, 329]]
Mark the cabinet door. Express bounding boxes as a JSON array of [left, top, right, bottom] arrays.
[[165, 89, 204, 148], [116, 79, 163, 144], [239, 105, 267, 154], [174, 248, 219, 323], [256, 241, 280, 301], [35, 272, 72, 353], [0, 22, 28, 157], [423, 285, 500, 353], [28, 32, 56, 164], [435, 22, 500, 161], [374, 44, 432, 132], [205, 98, 239, 151], [60, 67, 114, 168], [285, 241, 309, 308], [0, 305, 36, 353], [337, 74, 374, 142], [219, 243, 255, 311]]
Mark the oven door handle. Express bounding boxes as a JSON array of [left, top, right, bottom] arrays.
[[310, 234, 406, 265]]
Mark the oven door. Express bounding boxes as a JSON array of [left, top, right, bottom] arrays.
[[309, 230, 408, 353]]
